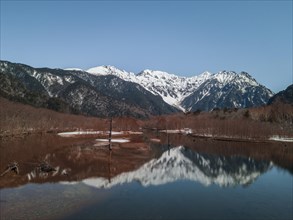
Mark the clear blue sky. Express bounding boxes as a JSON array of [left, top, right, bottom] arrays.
[[1, 0, 292, 93]]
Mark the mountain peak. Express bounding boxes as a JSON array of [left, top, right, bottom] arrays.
[[86, 65, 137, 82], [239, 71, 251, 77], [213, 70, 237, 83], [86, 65, 121, 75], [137, 69, 180, 80], [86, 66, 109, 75], [218, 70, 237, 74], [268, 84, 293, 105], [201, 71, 212, 76]]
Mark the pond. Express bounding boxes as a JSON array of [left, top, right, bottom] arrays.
[[0, 132, 292, 220]]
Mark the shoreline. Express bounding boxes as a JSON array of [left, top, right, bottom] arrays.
[[1, 128, 292, 144]]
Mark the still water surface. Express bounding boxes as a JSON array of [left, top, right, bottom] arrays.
[[0, 133, 292, 220]]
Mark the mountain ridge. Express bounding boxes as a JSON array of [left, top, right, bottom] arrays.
[[0, 60, 274, 116], [0, 60, 178, 118], [80, 65, 273, 111]]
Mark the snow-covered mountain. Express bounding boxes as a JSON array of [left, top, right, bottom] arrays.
[[182, 71, 274, 111], [0, 61, 178, 118], [135, 70, 212, 111], [1, 60, 274, 115], [82, 65, 273, 111], [85, 65, 212, 110], [82, 146, 273, 188]]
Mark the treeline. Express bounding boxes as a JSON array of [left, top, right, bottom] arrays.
[[250, 101, 293, 124], [1, 96, 292, 139], [0, 97, 144, 138], [145, 102, 293, 139], [0, 97, 104, 137]]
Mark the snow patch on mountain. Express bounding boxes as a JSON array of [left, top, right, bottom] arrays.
[[64, 68, 84, 71]]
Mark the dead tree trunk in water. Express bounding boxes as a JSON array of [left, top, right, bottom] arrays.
[[108, 150, 112, 182], [0, 162, 19, 177], [166, 125, 170, 156], [108, 117, 112, 151]]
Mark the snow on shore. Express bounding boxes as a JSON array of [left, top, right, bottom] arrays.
[[57, 130, 142, 137], [57, 131, 104, 137], [95, 138, 130, 143], [159, 128, 192, 134], [269, 136, 293, 142], [57, 130, 293, 143]]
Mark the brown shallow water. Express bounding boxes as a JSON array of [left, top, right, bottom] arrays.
[[0, 133, 157, 188], [0, 132, 292, 220]]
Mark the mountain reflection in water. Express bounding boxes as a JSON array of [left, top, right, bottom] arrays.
[[0, 133, 291, 189], [82, 146, 273, 189]]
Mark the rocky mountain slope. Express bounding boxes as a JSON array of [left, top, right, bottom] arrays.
[[267, 84, 293, 105]]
